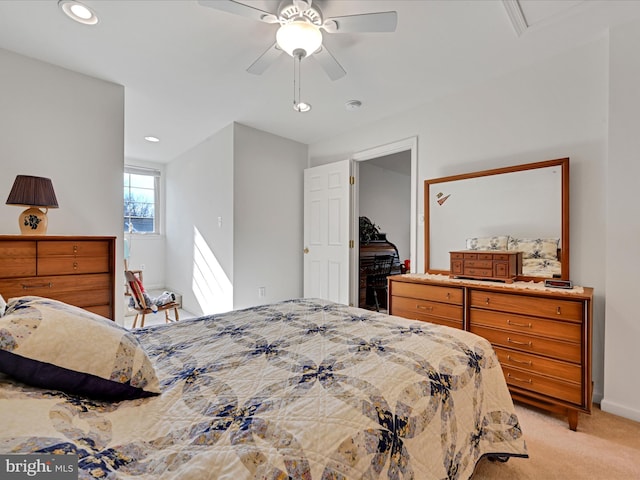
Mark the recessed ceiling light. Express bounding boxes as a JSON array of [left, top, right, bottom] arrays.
[[58, 0, 99, 25], [144, 136, 160, 143], [345, 100, 362, 111]]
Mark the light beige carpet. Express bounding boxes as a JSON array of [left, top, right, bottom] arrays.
[[473, 403, 640, 479]]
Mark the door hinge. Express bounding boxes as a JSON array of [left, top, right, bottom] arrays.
[[349, 175, 355, 185], [349, 240, 354, 248]]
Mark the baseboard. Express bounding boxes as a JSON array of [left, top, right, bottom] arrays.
[[592, 388, 603, 405], [600, 398, 640, 423]]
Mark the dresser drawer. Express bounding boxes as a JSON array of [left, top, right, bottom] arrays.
[[465, 260, 493, 269], [470, 309, 581, 343], [0, 273, 111, 303], [0, 241, 37, 277], [464, 267, 493, 277], [470, 325, 581, 363], [469, 290, 583, 322], [392, 296, 463, 328], [501, 364, 582, 405], [451, 260, 463, 275], [493, 346, 581, 383], [37, 240, 110, 257], [37, 256, 110, 275], [390, 282, 463, 305]]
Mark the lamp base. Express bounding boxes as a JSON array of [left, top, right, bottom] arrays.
[[18, 207, 48, 235]]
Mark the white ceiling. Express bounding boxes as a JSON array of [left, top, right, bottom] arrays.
[[1, 0, 639, 164]]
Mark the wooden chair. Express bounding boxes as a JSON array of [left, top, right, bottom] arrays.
[[365, 254, 394, 312], [125, 270, 179, 328]]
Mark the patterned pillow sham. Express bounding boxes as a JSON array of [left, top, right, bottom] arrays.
[[0, 296, 160, 401], [465, 235, 509, 251], [508, 237, 559, 260], [522, 258, 562, 276]]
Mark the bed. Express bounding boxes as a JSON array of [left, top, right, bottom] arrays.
[[0, 296, 527, 479]]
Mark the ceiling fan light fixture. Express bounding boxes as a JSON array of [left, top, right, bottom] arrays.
[[293, 101, 312, 113], [276, 21, 322, 57]]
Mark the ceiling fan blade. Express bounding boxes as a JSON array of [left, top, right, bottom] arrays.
[[197, 0, 278, 23], [247, 42, 283, 75], [324, 11, 397, 33], [314, 45, 346, 81]]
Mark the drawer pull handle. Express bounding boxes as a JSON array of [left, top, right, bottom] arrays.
[[507, 373, 532, 384], [73, 262, 79, 270], [416, 304, 433, 311], [446, 292, 450, 299], [507, 337, 532, 347], [507, 355, 532, 366], [485, 297, 490, 305], [22, 282, 53, 289], [556, 307, 561, 315], [507, 320, 532, 328]]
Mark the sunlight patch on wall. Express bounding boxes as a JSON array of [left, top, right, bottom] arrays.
[[192, 226, 232, 314]]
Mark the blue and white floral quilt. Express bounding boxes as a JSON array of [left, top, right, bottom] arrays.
[[0, 298, 527, 479]]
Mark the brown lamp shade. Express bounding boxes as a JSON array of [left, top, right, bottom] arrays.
[[6, 175, 59, 208]]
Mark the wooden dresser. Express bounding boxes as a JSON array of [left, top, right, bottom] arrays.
[[0, 235, 116, 320], [450, 250, 522, 283], [388, 274, 592, 430]]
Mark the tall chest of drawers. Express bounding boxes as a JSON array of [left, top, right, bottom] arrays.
[[388, 274, 593, 430], [0, 235, 116, 320]]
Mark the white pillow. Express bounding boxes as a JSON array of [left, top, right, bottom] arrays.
[[465, 235, 509, 251], [508, 237, 559, 260]]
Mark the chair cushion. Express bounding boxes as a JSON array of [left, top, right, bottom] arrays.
[[0, 296, 160, 401]]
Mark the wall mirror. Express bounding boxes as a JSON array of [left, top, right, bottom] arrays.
[[425, 158, 569, 281]]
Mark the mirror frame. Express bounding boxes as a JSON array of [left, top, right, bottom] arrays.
[[424, 157, 570, 281]]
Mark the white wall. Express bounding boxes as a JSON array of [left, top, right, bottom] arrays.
[[602, 19, 640, 422], [165, 124, 235, 316], [164, 122, 307, 314], [233, 124, 307, 308], [310, 39, 609, 408], [359, 162, 411, 262], [0, 48, 125, 321]]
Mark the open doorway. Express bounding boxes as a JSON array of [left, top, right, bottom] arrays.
[[351, 137, 418, 309]]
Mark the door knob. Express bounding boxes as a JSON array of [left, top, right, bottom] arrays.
[[303, 247, 309, 254]]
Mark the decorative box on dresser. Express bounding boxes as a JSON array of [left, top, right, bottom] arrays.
[[450, 250, 522, 283], [388, 274, 593, 431], [0, 235, 116, 320]]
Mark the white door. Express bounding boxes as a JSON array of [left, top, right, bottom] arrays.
[[303, 160, 351, 304]]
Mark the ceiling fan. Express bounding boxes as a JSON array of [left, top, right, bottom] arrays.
[[197, 0, 398, 81]]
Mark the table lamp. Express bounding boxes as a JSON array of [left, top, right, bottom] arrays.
[[6, 175, 59, 235]]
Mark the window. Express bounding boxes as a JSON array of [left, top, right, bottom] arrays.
[[124, 166, 160, 234]]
